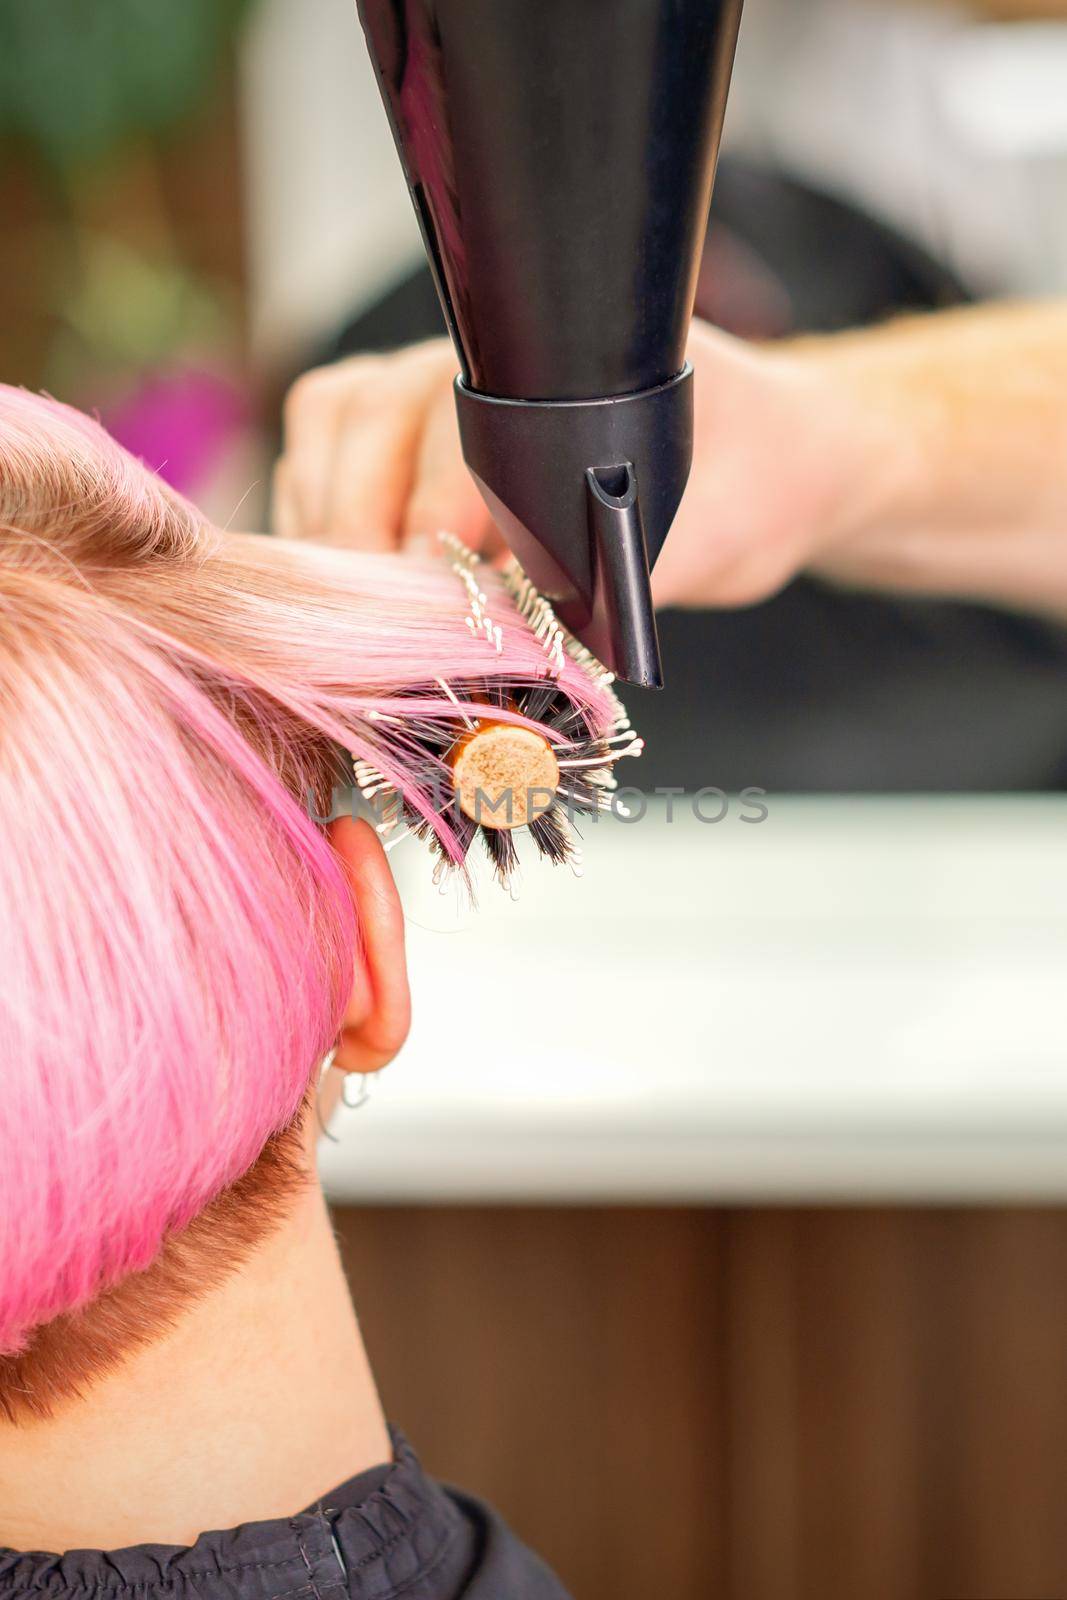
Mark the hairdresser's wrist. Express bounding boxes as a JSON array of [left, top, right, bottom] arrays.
[[788, 330, 932, 560], [654, 320, 909, 609]]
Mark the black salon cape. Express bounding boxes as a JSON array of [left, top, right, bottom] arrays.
[[0, 1429, 570, 1600]]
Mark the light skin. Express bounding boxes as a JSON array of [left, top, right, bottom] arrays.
[[0, 818, 410, 1553], [273, 300, 1067, 623]]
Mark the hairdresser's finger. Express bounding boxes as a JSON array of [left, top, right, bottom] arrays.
[[279, 363, 355, 539], [330, 817, 412, 1074], [271, 458, 301, 542], [281, 345, 439, 542], [321, 343, 460, 548], [323, 394, 426, 551], [402, 379, 495, 553]]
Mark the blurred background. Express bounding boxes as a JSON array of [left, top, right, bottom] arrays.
[[5, 1, 1067, 1596]]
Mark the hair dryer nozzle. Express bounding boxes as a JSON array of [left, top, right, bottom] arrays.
[[455, 367, 692, 688]]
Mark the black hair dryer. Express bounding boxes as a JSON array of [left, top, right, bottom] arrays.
[[355, 0, 743, 687]]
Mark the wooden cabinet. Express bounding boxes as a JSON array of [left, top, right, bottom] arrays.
[[337, 1207, 1067, 1600]]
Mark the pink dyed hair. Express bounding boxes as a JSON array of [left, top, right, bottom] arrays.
[[0, 386, 616, 1364]]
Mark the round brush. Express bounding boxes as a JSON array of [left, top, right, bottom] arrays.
[[350, 536, 644, 886]]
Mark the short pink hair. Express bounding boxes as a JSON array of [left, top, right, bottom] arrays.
[[0, 387, 616, 1372]]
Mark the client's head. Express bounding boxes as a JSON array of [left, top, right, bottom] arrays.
[[0, 387, 620, 1421]]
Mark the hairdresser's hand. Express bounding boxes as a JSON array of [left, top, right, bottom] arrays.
[[278, 304, 1067, 620], [275, 324, 887, 606], [274, 339, 499, 556]]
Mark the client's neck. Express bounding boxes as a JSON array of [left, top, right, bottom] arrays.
[[0, 1179, 390, 1552]]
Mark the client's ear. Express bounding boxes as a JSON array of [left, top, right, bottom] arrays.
[[327, 816, 411, 1076]]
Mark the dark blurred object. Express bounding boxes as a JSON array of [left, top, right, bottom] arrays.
[[642, 585, 1067, 792], [327, 155, 1067, 792], [695, 160, 969, 338]]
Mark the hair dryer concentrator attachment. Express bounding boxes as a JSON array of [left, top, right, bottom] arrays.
[[455, 366, 694, 689]]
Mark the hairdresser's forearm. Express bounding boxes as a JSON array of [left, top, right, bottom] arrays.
[[797, 301, 1067, 617]]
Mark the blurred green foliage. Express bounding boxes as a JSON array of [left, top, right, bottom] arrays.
[[49, 231, 235, 386], [0, 0, 254, 175]]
